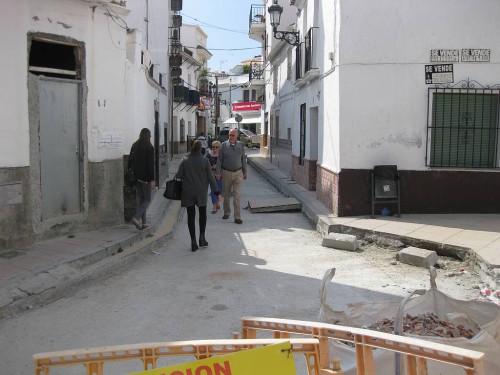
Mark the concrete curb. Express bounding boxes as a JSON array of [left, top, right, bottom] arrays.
[[248, 156, 499, 288], [246, 156, 488, 273], [0, 194, 184, 320]]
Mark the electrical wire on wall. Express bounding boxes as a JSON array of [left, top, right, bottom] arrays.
[[104, 8, 126, 50]]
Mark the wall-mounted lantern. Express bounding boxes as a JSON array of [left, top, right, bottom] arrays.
[[268, 0, 299, 46]]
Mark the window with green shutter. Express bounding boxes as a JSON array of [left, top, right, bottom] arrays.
[[428, 89, 499, 168]]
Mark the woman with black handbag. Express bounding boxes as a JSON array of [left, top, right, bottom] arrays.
[[175, 140, 220, 252], [128, 128, 155, 230]]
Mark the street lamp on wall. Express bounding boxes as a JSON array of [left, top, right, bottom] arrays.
[[268, 0, 299, 46]]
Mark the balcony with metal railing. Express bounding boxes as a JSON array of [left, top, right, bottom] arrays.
[[249, 4, 266, 43], [295, 26, 320, 87], [249, 61, 265, 86]]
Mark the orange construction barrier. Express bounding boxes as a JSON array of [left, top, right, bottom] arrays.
[[240, 316, 485, 375], [34, 338, 320, 375], [33, 317, 486, 375]]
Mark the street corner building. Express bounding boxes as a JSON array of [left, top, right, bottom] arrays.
[[0, 0, 175, 249], [250, 0, 500, 216]]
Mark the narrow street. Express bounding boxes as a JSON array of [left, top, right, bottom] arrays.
[[0, 162, 484, 375]]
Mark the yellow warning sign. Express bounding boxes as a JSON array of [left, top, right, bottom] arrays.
[[130, 341, 297, 375]]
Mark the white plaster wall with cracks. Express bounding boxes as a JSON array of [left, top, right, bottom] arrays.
[[0, 2, 31, 168], [85, 5, 130, 163], [123, 0, 170, 153], [0, 0, 172, 249], [331, 0, 500, 171], [0, 0, 131, 243], [263, 0, 500, 215]]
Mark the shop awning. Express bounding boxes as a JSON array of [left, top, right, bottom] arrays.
[[223, 116, 261, 124]]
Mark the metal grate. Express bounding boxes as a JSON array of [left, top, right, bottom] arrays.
[[249, 62, 264, 81], [426, 83, 500, 168]]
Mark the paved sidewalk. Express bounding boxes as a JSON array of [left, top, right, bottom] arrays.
[[0, 155, 185, 319], [246, 154, 500, 283], [1, 152, 499, 319]]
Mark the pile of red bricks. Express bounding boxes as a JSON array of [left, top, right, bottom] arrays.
[[366, 312, 477, 339]]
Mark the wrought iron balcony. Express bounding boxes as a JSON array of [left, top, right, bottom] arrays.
[[173, 85, 189, 102], [171, 0, 182, 12], [295, 27, 319, 84], [249, 4, 266, 42], [188, 90, 200, 106], [173, 84, 200, 106], [304, 27, 319, 73], [249, 62, 264, 82], [249, 4, 266, 25]]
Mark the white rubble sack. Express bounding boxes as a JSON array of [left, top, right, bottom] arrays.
[[319, 267, 500, 374]]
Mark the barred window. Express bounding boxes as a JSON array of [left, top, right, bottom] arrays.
[[427, 88, 499, 168]]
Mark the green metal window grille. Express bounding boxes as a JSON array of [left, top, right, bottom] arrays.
[[428, 89, 499, 168]]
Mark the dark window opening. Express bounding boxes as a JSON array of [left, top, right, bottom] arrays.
[[295, 45, 302, 80], [275, 112, 279, 147], [263, 118, 268, 147], [180, 119, 185, 143], [29, 39, 80, 79], [304, 27, 318, 73], [299, 103, 306, 165]]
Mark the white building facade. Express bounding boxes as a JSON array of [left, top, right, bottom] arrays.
[[217, 59, 265, 136], [171, 23, 211, 153], [254, 0, 500, 216], [0, 0, 173, 249]]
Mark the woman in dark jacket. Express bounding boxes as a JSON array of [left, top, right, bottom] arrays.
[[176, 140, 220, 252], [128, 128, 155, 230]]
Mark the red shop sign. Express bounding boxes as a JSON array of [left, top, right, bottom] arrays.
[[232, 101, 261, 112]]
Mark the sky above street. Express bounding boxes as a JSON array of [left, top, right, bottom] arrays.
[[180, 0, 263, 72]]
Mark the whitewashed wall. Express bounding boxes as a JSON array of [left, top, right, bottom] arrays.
[[333, 0, 500, 171], [0, 2, 31, 168], [0, 0, 136, 165], [290, 0, 325, 160], [0, 0, 173, 247], [121, 0, 170, 153], [85, 4, 129, 162], [288, 0, 500, 173], [0, 0, 129, 166]]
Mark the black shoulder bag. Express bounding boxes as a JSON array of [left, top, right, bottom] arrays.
[[163, 178, 182, 200]]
